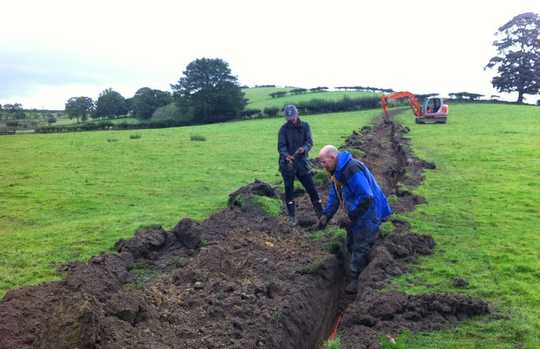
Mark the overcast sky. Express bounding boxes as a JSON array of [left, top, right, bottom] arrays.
[[1, 0, 539, 109]]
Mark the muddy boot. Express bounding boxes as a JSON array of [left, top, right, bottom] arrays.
[[286, 201, 296, 227], [345, 272, 360, 294]]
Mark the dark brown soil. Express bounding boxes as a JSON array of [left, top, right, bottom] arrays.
[[0, 110, 489, 349]]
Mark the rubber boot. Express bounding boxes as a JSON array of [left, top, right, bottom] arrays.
[[286, 201, 296, 227], [345, 272, 360, 294]]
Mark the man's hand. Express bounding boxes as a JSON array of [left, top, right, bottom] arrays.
[[338, 216, 352, 229], [318, 215, 328, 229], [286, 155, 295, 162], [296, 147, 305, 154]]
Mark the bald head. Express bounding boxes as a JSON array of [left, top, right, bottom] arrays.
[[319, 145, 338, 158], [319, 144, 339, 172]]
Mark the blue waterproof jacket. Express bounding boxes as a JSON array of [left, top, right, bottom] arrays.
[[323, 151, 392, 233]]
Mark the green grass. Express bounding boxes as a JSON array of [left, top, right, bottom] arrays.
[[243, 87, 377, 110], [323, 337, 343, 349], [109, 117, 141, 125], [54, 117, 77, 126], [0, 109, 377, 297], [251, 195, 282, 217], [387, 103, 540, 348], [242, 87, 292, 105]]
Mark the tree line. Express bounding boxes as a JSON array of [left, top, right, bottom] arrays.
[[65, 87, 173, 123], [0, 103, 26, 121]]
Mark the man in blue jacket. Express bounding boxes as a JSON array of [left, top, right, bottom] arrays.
[[318, 145, 392, 293], [278, 105, 323, 226]]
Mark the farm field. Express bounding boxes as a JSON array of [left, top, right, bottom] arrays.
[[0, 109, 376, 297], [386, 103, 540, 348], [1, 103, 539, 349]]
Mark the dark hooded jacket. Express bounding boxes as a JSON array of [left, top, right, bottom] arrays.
[[277, 120, 313, 175]]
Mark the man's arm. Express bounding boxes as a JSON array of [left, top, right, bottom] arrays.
[[301, 123, 313, 153], [278, 127, 289, 158], [322, 181, 339, 221]]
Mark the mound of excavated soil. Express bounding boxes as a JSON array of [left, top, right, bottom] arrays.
[[0, 110, 489, 349]]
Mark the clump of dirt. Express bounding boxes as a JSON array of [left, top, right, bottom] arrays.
[[340, 292, 488, 348], [0, 109, 489, 349], [336, 231, 488, 349], [227, 180, 282, 217]]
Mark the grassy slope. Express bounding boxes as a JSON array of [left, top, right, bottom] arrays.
[[243, 87, 376, 110], [0, 109, 376, 297], [386, 104, 540, 349]]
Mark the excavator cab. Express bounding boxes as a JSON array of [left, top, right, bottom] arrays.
[[418, 96, 448, 124], [422, 97, 442, 114]]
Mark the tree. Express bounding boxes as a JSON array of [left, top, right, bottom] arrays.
[[94, 88, 128, 118], [131, 87, 172, 119], [125, 97, 133, 114], [44, 112, 57, 124], [171, 58, 246, 123], [485, 12, 540, 103], [65, 97, 94, 123], [3, 103, 26, 120]]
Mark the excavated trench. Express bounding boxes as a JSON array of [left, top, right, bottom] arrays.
[[0, 110, 489, 349]]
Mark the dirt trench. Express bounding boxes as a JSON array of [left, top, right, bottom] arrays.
[[0, 110, 489, 349]]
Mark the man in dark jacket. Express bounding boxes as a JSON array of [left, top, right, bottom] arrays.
[[318, 145, 392, 293], [278, 105, 323, 226]]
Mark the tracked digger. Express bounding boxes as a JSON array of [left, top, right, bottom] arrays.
[[380, 91, 448, 124]]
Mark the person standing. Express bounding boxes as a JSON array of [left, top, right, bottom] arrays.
[[278, 105, 323, 226]]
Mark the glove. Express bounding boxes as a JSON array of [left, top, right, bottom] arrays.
[[318, 215, 328, 229], [338, 216, 352, 229]]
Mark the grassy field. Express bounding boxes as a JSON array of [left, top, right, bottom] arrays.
[[385, 104, 540, 349], [3, 101, 539, 348], [0, 109, 377, 297], [243, 87, 377, 110]]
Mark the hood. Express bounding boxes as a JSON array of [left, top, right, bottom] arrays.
[[334, 151, 353, 181]]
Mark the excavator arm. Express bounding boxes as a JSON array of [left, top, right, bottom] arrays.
[[380, 91, 422, 119]]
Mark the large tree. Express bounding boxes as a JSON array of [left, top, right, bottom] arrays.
[[94, 88, 129, 118], [171, 58, 246, 123], [485, 12, 540, 103], [131, 87, 172, 119], [65, 97, 94, 123]]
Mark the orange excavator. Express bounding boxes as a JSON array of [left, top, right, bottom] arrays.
[[380, 91, 448, 124]]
